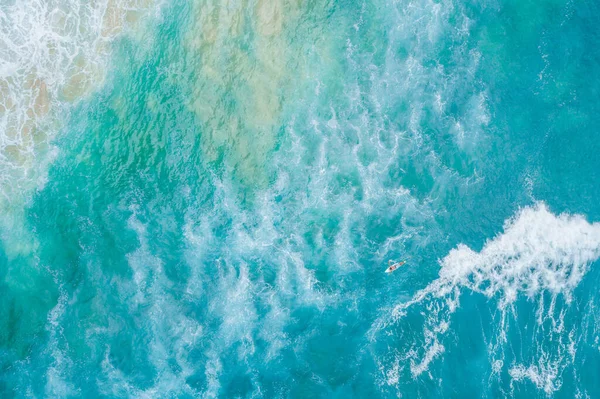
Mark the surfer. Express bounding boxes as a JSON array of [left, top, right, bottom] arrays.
[[385, 260, 406, 273]]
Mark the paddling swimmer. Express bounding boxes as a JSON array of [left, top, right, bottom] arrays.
[[385, 260, 406, 273]]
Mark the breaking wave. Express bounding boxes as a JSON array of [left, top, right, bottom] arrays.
[[378, 203, 600, 390]]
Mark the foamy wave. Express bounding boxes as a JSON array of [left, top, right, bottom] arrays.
[[177, 177, 332, 394], [384, 203, 600, 383], [436, 202, 600, 304]]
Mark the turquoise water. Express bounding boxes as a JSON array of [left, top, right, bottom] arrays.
[[2, 0, 600, 397]]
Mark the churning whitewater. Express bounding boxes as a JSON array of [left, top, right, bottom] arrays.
[[1, 0, 600, 397]]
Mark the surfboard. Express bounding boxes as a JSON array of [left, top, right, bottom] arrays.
[[385, 260, 406, 273]]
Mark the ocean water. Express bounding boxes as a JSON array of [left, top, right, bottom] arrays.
[[1, 0, 600, 397]]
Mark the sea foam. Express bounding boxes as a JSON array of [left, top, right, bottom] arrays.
[[434, 202, 600, 304]]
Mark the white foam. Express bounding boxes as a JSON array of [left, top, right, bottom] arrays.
[[509, 359, 561, 395], [177, 175, 340, 393], [384, 203, 600, 382], [435, 203, 600, 304]]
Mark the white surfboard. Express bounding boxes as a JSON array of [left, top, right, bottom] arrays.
[[385, 260, 406, 273]]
